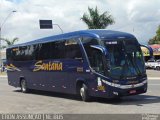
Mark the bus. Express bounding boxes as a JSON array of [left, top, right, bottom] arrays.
[[6, 30, 152, 101]]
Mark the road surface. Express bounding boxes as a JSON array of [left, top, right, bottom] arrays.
[[0, 76, 160, 114]]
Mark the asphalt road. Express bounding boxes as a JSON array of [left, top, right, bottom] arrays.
[[146, 69, 160, 77], [0, 76, 160, 114]]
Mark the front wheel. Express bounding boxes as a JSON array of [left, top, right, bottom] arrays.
[[80, 84, 90, 102], [20, 79, 29, 93]]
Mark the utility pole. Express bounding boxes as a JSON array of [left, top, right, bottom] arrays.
[[0, 10, 16, 67]]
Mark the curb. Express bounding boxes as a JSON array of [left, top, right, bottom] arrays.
[[0, 76, 7, 78], [148, 77, 160, 80]]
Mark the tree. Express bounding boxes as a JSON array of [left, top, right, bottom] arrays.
[[1, 37, 19, 49], [148, 25, 160, 44], [81, 6, 115, 29]]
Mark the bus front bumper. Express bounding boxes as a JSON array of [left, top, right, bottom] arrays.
[[106, 80, 148, 98], [91, 80, 147, 98]]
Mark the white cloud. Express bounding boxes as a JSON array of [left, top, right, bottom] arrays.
[[0, 0, 160, 45]]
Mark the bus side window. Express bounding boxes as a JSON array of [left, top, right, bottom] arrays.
[[27, 45, 35, 60], [82, 37, 99, 62], [52, 40, 66, 59], [34, 44, 41, 60], [65, 38, 83, 61], [6, 49, 10, 61], [82, 37, 104, 74], [6, 48, 12, 61], [12, 46, 28, 61], [89, 48, 105, 74], [38, 43, 51, 60], [9, 47, 18, 61]]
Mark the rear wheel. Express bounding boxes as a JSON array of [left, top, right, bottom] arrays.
[[80, 84, 90, 102], [20, 79, 29, 93]]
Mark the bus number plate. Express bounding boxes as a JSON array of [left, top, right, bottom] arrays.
[[129, 90, 136, 94]]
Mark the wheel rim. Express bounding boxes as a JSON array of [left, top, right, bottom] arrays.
[[80, 87, 85, 99], [21, 80, 26, 92]]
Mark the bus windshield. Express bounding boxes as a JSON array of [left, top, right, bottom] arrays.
[[104, 39, 145, 79]]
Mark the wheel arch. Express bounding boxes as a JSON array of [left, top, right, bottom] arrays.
[[19, 76, 25, 87], [76, 78, 87, 94]]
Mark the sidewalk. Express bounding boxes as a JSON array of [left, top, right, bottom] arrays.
[[0, 72, 7, 76], [0, 72, 7, 78], [148, 77, 160, 80]]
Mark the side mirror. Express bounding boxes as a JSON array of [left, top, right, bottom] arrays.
[[90, 45, 110, 72], [90, 45, 109, 57], [140, 44, 153, 59]]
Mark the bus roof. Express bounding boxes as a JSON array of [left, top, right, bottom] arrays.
[[9, 30, 135, 48]]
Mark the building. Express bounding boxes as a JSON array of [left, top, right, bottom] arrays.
[[0, 49, 6, 66], [141, 44, 160, 61]]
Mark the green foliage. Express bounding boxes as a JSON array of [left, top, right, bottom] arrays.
[[81, 7, 115, 29], [156, 25, 160, 36], [1, 37, 19, 49], [148, 25, 160, 44]]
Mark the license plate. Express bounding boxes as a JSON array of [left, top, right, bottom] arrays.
[[129, 90, 136, 94]]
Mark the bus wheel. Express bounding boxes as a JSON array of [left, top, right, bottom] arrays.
[[20, 79, 28, 93], [80, 84, 90, 102]]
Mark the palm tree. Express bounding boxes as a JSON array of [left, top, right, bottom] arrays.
[[1, 37, 19, 49], [81, 7, 115, 29]]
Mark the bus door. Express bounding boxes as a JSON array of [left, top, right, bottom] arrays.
[[81, 37, 109, 95]]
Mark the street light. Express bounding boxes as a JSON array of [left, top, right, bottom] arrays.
[[0, 10, 16, 67]]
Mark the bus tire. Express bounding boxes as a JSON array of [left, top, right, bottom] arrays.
[[80, 84, 90, 102], [20, 79, 29, 93]]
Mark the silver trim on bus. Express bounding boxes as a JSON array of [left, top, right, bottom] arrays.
[[102, 79, 147, 89]]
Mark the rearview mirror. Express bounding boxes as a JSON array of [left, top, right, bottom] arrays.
[[140, 44, 153, 59], [90, 45, 109, 57], [90, 45, 110, 72]]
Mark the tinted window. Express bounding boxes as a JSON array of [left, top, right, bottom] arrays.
[[81, 37, 99, 45], [20, 46, 28, 61], [65, 38, 82, 60], [53, 40, 66, 59], [6, 48, 14, 61], [81, 37, 104, 73], [7, 38, 82, 61], [27, 45, 35, 60], [34, 40, 66, 60], [7, 45, 37, 61], [38, 43, 50, 60], [36, 40, 66, 60], [82, 37, 99, 62], [9, 46, 28, 61], [34, 44, 40, 60]]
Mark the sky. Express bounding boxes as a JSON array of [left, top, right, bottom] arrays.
[[0, 0, 160, 45]]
